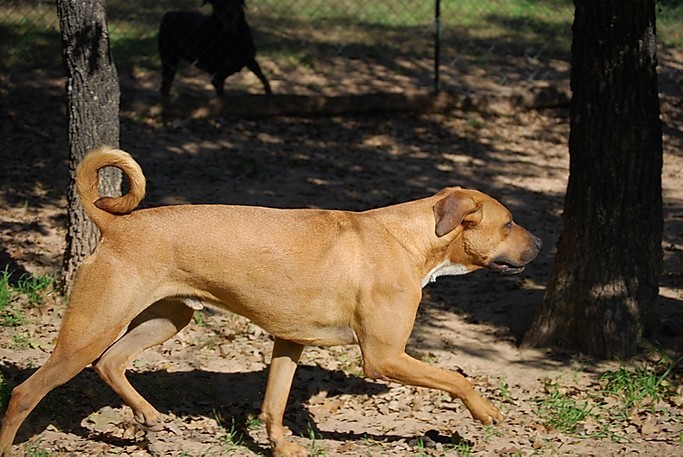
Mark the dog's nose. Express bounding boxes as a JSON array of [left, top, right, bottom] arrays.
[[534, 236, 543, 251]]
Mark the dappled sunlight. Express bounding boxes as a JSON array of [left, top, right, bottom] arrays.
[[1, 1, 681, 454]]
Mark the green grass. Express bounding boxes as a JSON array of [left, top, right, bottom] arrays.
[[0, 2, 61, 70], [497, 376, 512, 402], [599, 359, 678, 419], [213, 412, 246, 453], [451, 441, 474, 457], [0, 267, 27, 327], [11, 334, 33, 350], [2, 0, 680, 79], [658, 1, 683, 48], [245, 414, 263, 430], [257, 0, 433, 26], [0, 267, 55, 327], [24, 442, 54, 457], [306, 422, 327, 456], [534, 380, 595, 434], [192, 310, 207, 328], [533, 359, 680, 441], [16, 273, 54, 306], [0, 267, 12, 309]]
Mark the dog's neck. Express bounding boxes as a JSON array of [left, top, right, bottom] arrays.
[[421, 260, 470, 287]]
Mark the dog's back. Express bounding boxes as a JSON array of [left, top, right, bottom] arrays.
[[158, 10, 255, 74], [158, 11, 209, 64]]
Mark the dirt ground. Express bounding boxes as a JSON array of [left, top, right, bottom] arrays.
[[0, 59, 682, 456]]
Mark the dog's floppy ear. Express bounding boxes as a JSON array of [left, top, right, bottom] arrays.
[[433, 190, 482, 237]]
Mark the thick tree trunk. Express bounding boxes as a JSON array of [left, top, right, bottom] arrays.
[[57, 0, 121, 294], [523, 0, 663, 358]]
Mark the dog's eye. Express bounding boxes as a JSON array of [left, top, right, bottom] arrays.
[[505, 220, 513, 230]]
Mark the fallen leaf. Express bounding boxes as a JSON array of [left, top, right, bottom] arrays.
[[640, 415, 658, 437]]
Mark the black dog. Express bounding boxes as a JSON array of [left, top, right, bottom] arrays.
[[158, 0, 272, 96]]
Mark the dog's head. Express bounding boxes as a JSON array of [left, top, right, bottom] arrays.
[[204, 0, 246, 32], [432, 187, 541, 274]]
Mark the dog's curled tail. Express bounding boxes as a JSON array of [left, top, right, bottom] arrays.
[[76, 146, 146, 228]]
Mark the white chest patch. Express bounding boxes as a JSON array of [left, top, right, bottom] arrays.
[[183, 298, 205, 310], [422, 261, 470, 287]]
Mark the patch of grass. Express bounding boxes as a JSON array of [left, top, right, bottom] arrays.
[[192, 310, 207, 327], [497, 376, 512, 402], [482, 424, 505, 443], [0, 267, 26, 327], [213, 412, 245, 453], [0, 267, 13, 308], [15, 273, 54, 306], [452, 440, 474, 457], [411, 435, 429, 457], [306, 422, 327, 456], [245, 413, 263, 430], [0, 5, 61, 72], [24, 442, 54, 457], [534, 380, 595, 434], [658, 1, 683, 48], [360, 434, 383, 454], [0, 268, 55, 327], [11, 334, 33, 350], [532, 359, 681, 443], [599, 359, 678, 419], [337, 351, 363, 377]]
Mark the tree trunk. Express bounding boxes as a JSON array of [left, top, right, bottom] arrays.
[[57, 0, 121, 295], [523, 0, 663, 358]]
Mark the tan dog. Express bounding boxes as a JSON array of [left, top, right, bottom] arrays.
[[0, 147, 541, 456]]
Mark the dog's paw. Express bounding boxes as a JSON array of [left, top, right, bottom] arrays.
[[273, 440, 309, 457], [466, 397, 504, 425]]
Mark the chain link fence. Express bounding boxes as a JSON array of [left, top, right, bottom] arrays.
[[1, 0, 682, 99]]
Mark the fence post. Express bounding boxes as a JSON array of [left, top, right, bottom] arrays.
[[434, 0, 441, 93]]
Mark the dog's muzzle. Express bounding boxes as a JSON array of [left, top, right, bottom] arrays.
[[488, 235, 542, 275], [487, 260, 526, 275]]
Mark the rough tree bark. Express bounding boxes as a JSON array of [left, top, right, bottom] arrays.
[[523, 0, 663, 358], [57, 0, 121, 294]]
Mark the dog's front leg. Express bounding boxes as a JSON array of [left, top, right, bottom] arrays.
[[357, 302, 503, 425], [364, 351, 503, 424], [261, 337, 306, 457]]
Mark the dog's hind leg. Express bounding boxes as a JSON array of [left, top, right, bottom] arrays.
[[160, 55, 180, 96], [260, 337, 306, 457], [93, 298, 194, 429], [210, 73, 227, 96], [0, 294, 133, 454], [246, 58, 272, 94]]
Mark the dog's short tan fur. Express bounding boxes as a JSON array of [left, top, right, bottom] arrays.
[[0, 147, 541, 456]]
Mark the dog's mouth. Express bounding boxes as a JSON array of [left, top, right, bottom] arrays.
[[488, 260, 525, 275]]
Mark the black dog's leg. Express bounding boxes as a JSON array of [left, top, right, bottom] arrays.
[[210, 74, 226, 96], [246, 59, 272, 94], [160, 55, 180, 97]]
